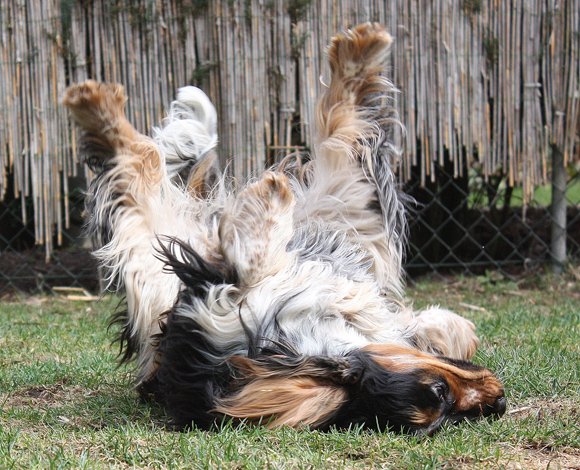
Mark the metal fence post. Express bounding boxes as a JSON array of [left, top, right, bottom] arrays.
[[551, 145, 567, 273]]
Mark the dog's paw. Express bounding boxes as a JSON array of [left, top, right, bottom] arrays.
[[219, 171, 295, 286], [329, 23, 392, 79], [63, 81, 147, 171], [414, 307, 481, 360], [63, 80, 127, 131]]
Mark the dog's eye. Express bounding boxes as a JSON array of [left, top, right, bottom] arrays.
[[432, 383, 448, 403]]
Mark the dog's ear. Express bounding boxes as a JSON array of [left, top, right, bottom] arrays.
[[214, 375, 347, 429], [218, 171, 295, 287], [213, 355, 351, 429]]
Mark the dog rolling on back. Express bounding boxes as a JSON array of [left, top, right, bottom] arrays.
[[63, 23, 505, 435]]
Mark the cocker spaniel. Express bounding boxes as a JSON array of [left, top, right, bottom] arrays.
[[63, 23, 505, 435]]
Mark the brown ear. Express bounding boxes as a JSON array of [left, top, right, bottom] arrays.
[[213, 375, 346, 429]]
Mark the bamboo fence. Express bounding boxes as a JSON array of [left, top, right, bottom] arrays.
[[0, 0, 578, 258]]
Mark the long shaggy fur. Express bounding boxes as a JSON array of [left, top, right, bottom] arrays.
[[64, 23, 505, 434]]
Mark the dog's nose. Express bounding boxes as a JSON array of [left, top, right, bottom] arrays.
[[492, 396, 507, 416], [481, 392, 506, 419]]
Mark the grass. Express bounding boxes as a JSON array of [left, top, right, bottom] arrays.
[[512, 179, 580, 206], [469, 178, 580, 208], [1, 273, 580, 469]]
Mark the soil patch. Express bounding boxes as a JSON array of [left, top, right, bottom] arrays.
[[2, 377, 78, 409]]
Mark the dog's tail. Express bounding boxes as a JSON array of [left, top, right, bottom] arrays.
[[153, 87, 220, 197]]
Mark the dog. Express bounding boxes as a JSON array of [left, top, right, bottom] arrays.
[[63, 23, 505, 435]]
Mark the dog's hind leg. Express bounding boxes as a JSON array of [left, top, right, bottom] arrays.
[[294, 23, 407, 297], [63, 81, 189, 384], [219, 171, 295, 287]]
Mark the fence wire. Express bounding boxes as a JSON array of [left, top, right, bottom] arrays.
[[405, 164, 580, 280], [1, 168, 579, 296]]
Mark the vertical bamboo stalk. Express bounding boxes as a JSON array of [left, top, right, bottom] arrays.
[[0, 0, 579, 260]]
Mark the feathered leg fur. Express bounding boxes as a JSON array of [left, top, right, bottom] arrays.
[[218, 172, 296, 287], [288, 23, 479, 360], [63, 81, 205, 384], [293, 23, 407, 296]]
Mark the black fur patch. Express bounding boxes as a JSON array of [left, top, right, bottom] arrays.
[[153, 238, 234, 429], [155, 309, 235, 429], [157, 237, 231, 293], [152, 239, 446, 432], [329, 350, 441, 433], [235, 346, 365, 386], [108, 304, 141, 366]]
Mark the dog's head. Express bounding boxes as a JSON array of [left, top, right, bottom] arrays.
[[211, 343, 505, 435], [331, 344, 505, 435]]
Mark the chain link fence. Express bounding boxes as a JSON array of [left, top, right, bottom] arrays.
[[405, 161, 580, 279], [1, 162, 579, 296], [0, 1, 578, 296], [0, 176, 99, 295]]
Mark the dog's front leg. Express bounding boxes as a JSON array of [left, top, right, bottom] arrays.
[[63, 81, 185, 384], [410, 307, 481, 360]]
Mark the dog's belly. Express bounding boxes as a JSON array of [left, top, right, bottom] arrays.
[[171, 257, 412, 359]]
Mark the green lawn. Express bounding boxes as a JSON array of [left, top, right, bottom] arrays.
[[469, 178, 580, 208], [1, 273, 580, 469]]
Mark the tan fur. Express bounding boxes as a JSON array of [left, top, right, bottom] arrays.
[[294, 23, 404, 295], [409, 407, 442, 428], [213, 375, 346, 429], [219, 171, 295, 287], [63, 24, 504, 431], [63, 81, 187, 383], [364, 344, 487, 378], [364, 343, 504, 416], [213, 357, 351, 428], [187, 151, 218, 198], [63, 80, 163, 188], [320, 22, 394, 145], [412, 307, 481, 359]]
